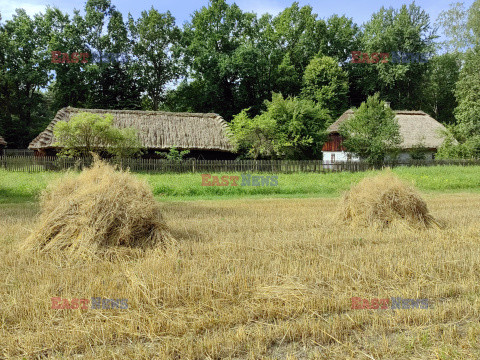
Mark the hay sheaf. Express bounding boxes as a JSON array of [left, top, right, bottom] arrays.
[[22, 159, 172, 258], [337, 171, 438, 228]]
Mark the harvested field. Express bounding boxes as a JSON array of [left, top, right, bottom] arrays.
[[1, 193, 480, 358]]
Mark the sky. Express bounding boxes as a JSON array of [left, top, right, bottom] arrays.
[[0, 0, 475, 29]]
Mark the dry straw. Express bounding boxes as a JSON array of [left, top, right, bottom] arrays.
[[21, 157, 173, 261], [337, 170, 439, 229]]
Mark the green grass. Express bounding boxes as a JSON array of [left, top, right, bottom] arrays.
[[1, 165, 480, 204], [0, 171, 61, 203]]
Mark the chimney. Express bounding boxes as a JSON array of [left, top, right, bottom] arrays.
[[384, 101, 391, 109]]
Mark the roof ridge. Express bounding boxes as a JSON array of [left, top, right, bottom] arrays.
[[64, 107, 220, 118], [342, 109, 427, 114], [394, 110, 427, 114]]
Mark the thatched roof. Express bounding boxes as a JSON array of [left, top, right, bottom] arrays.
[[0, 136, 6, 146], [29, 107, 235, 152], [327, 110, 449, 149]]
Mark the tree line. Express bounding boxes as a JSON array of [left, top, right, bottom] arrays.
[[0, 0, 479, 159]]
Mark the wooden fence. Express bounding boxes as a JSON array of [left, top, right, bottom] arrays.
[[3, 149, 34, 156], [1, 156, 480, 173]]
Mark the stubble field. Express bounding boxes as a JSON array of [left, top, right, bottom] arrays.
[[1, 185, 480, 359]]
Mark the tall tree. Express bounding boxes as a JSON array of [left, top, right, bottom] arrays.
[[269, 3, 327, 97], [436, 46, 480, 159], [301, 55, 349, 117], [46, 7, 90, 112], [436, 0, 480, 53], [355, 3, 437, 110], [129, 9, 181, 111], [181, 0, 256, 118], [324, 14, 360, 63], [421, 53, 460, 124], [84, 0, 141, 109], [454, 46, 480, 138], [177, 0, 355, 119], [0, 12, 10, 139], [0, 9, 52, 147]]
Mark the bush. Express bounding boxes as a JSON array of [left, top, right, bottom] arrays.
[[339, 93, 401, 165], [229, 93, 331, 159], [53, 112, 143, 158]]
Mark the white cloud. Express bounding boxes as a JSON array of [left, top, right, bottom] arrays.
[[0, 0, 48, 21], [237, 0, 285, 16]]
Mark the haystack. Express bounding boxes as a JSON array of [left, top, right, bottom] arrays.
[[22, 158, 172, 258], [337, 171, 437, 228]]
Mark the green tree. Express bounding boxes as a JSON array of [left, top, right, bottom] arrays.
[[129, 8, 181, 111], [324, 15, 360, 62], [436, 0, 480, 53], [436, 123, 480, 159], [229, 108, 278, 159], [0, 12, 9, 140], [181, 0, 256, 118], [0, 9, 52, 148], [274, 54, 298, 98], [84, 0, 142, 109], [435, 125, 469, 159], [422, 53, 460, 125], [454, 46, 480, 134], [162, 79, 209, 113], [46, 7, 90, 112], [469, 0, 480, 46], [53, 112, 143, 158], [356, 3, 436, 110], [176, 0, 355, 120], [439, 45, 480, 158], [233, 37, 276, 115], [301, 55, 349, 117], [339, 93, 402, 165], [229, 93, 331, 159], [269, 3, 327, 97]]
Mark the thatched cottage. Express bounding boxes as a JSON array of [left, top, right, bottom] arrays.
[[322, 109, 449, 163], [29, 107, 236, 159]]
